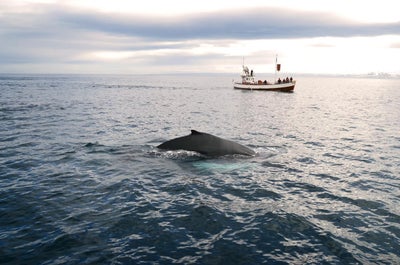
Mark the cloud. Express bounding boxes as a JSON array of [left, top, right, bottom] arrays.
[[52, 7, 400, 40], [3, 4, 399, 41], [309, 43, 336, 48], [1, 3, 400, 74]]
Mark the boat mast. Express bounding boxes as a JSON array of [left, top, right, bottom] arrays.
[[274, 54, 277, 84]]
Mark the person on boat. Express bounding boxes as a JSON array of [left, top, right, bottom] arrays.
[[286, 77, 289, 83], [278, 78, 281, 84], [251, 70, 253, 76], [263, 80, 267, 84], [290, 77, 293, 82]]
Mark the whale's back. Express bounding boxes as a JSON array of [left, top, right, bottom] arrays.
[[157, 130, 255, 156]]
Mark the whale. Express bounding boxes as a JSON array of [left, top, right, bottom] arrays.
[[157, 130, 255, 156]]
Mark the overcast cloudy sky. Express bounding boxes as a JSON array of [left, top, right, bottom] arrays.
[[1, 0, 399, 74]]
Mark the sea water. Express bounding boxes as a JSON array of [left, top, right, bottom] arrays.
[[1, 74, 399, 264]]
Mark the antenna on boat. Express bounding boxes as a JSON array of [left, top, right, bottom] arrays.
[[275, 54, 281, 84]]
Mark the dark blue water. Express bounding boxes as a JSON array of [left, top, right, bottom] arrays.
[[1, 74, 399, 264]]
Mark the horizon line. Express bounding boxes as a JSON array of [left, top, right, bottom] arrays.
[[1, 72, 399, 78]]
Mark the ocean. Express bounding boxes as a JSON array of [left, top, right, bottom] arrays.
[[1, 74, 399, 264]]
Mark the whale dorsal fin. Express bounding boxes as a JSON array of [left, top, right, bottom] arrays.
[[191, 130, 202, 135]]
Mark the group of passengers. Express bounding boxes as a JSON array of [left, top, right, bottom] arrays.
[[277, 77, 293, 84]]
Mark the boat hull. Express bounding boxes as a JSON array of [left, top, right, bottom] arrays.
[[234, 81, 295, 92]]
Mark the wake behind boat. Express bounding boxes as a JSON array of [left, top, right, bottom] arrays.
[[233, 57, 295, 92]]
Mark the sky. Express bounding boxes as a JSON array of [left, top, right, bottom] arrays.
[[0, 0, 399, 75]]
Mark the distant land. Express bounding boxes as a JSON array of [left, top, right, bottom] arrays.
[[288, 72, 400, 79]]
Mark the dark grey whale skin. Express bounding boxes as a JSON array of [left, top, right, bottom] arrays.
[[157, 130, 255, 156]]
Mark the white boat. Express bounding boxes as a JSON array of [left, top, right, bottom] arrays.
[[233, 59, 295, 92]]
